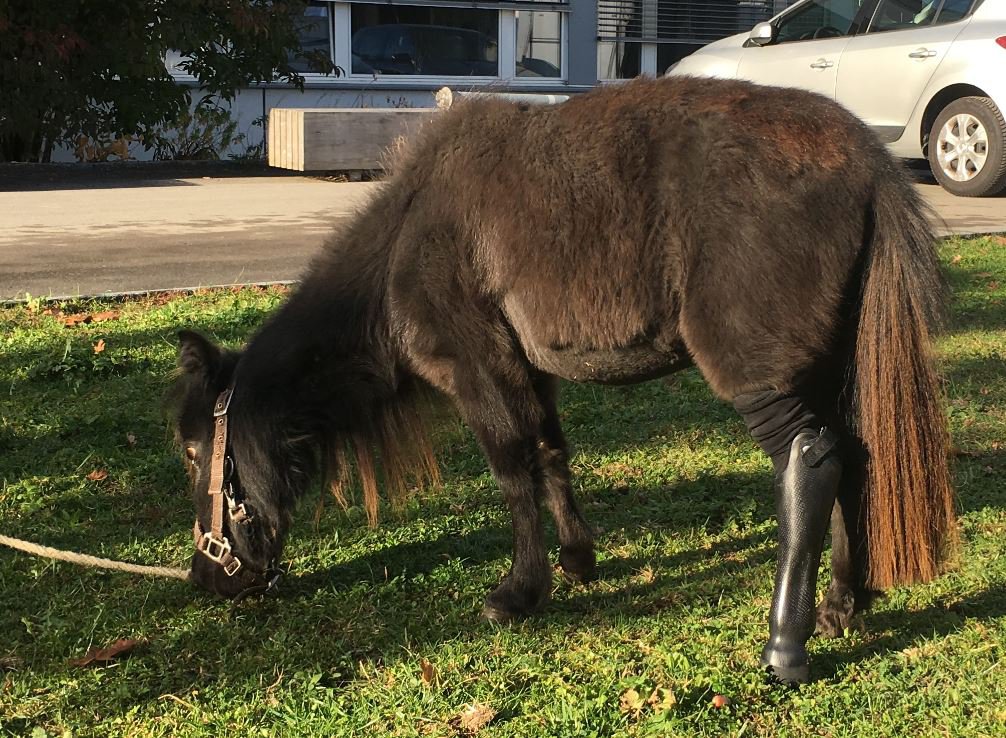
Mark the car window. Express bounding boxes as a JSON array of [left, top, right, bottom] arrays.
[[775, 0, 865, 44], [934, 0, 974, 23], [868, 0, 939, 32]]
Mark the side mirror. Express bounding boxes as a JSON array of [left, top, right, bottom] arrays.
[[748, 21, 776, 46]]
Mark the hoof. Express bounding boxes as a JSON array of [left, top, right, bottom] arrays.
[[482, 576, 549, 623], [481, 602, 522, 624], [815, 587, 855, 639], [763, 661, 810, 687], [760, 640, 810, 686], [559, 543, 598, 584]]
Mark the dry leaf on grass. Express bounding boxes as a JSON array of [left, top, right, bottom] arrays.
[[420, 658, 438, 687], [61, 310, 120, 328], [62, 314, 90, 327], [951, 254, 963, 264], [93, 339, 106, 354], [86, 469, 109, 482], [619, 688, 646, 716], [70, 638, 145, 667], [621, 685, 677, 718], [647, 686, 677, 712], [126, 432, 137, 447], [449, 702, 496, 734]]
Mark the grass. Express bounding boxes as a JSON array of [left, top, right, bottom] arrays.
[[1, 235, 1005, 738]]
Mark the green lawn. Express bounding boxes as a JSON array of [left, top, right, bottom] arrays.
[[1, 236, 1005, 738]]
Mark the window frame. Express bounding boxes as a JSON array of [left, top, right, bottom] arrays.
[[765, 0, 874, 45], [863, 0, 977, 33], [321, 1, 568, 86]]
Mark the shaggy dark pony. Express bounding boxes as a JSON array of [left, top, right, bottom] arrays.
[[172, 76, 957, 683]]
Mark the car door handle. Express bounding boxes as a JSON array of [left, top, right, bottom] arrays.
[[809, 59, 834, 69], [908, 48, 937, 58]]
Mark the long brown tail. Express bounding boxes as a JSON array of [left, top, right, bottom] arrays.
[[852, 176, 957, 590]]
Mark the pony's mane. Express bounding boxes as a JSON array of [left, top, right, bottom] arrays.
[[324, 377, 442, 526]]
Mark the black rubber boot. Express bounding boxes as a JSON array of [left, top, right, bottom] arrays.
[[761, 429, 842, 685]]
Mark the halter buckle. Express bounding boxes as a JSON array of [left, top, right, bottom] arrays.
[[223, 557, 243, 577], [197, 531, 232, 564], [228, 499, 253, 525], [213, 388, 234, 418]]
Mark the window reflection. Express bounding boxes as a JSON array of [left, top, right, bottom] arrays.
[[516, 11, 562, 77], [351, 4, 499, 76]]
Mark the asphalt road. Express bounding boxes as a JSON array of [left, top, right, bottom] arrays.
[[1, 174, 379, 301], [1, 168, 1004, 301]]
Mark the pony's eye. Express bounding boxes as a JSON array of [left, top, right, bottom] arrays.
[[185, 446, 198, 461]]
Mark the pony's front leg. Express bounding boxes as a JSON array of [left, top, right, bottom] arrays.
[[762, 430, 842, 684], [476, 433, 553, 622]]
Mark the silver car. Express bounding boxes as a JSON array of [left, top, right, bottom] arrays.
[[668, 0, 1006, 196]]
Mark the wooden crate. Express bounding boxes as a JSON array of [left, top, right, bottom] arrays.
[[268, 108, 437, 172]]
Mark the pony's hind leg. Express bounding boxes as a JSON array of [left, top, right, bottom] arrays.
[[532, 373, 597, 583], [816, 461, 878, 638], [733, 390, 843, 684]]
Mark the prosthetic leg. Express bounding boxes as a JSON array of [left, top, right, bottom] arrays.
[[735, 391, 843, 684]]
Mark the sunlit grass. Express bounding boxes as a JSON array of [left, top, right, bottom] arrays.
[[1, 237, 1004, 737]]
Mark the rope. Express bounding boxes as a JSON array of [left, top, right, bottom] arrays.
[[0, 534, 190, 580]]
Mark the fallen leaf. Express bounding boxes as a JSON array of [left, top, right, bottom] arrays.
[[126, 432, 137, 447], [86, 469, 109, 482], [93, 339, 106, 354], [420, 658, 437, 687], [450, 702, 496, 735], [992, 236, 1006, 247], [619, 688, 646, 715], [987, 281, 999, 292], [711, 694, 730, 708], [63, 313, 90, 327], [70, 638, 144, 667], [647, 686, 677, 712], [91, 310, 120, 322], [951, 254, 962, 264]]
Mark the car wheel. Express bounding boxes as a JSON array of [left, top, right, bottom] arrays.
[[927, 96, 1006, 197]]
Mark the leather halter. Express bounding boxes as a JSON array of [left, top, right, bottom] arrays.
[[192, 387, 249, 577]]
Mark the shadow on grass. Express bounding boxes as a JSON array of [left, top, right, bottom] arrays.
[[813, 584, 1006, 682]]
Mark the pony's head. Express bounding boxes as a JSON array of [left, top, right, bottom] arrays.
[[172, 330, 313, 598]]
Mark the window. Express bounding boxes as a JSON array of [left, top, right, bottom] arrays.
[[775, 0, 863, 42], [866, 0, 973, 31], [599, 41, 643, 79], [598, 0, 786, 79], [289, 3, 334, 73], [934, 0, 974, 23], [867, 0, 936, 31], [515, 10, 562, 77], [350, 4, 499, 77]]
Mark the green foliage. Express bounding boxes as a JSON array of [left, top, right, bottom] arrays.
[[0, 238, 1005, 736], [0, 1, 338, 162], [145, 98, 244, 161], [25, 336, 144, 390]]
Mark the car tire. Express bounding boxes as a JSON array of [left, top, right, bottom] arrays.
[[927, 96, 1006, 197]]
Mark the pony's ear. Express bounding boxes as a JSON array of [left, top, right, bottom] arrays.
[[177, 330, 221, 380]]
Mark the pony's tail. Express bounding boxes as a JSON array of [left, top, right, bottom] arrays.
[[851, 175, 957, 590]]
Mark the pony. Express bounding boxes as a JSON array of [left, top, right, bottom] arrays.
[[171, 76, 957, 684]]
